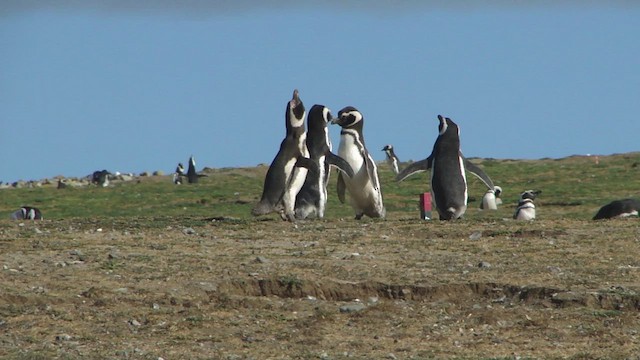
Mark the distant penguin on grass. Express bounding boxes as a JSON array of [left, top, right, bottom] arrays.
[[173, 163, 184, 185], [381, 144, 400, 175], [92, 170, 110, 187], [187, 156, 199, 184], [253, 89, 316, 221], [480, 186, 503, 210], [294, 105, 354, 220], [396, 115, 495, 220], [11, 206, 43, 220], [331, 106, 385, 220], [513, 190, 541, 220], [593, 198, 640, 220]]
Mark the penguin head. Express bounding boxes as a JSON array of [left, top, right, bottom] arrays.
[[189, 156, 196, 167], [437, 115, 460, 136], [332, 106, 363, 128], [381, 144, 393, 152], [308, 104, 333, 126], [520, 189, 541, 201], [494, 186, 503, 197], [286, 89, 306, 129]]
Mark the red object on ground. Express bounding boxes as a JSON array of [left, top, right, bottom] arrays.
[[420, 193, 432, 220]]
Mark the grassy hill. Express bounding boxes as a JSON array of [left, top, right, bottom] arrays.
[[1, 152, 639, 221], [1, 152, 640, 359]]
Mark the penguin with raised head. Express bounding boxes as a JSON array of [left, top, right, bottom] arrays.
[[593, 198, 640, 220], [381, 144, 400, 175], [331, 106, 385, 219], [295, 105, 354, 220], [186, 156, 199, 183], [396, 115, 495, 220], [480, 185, 503, 210], [11, 206, 43, 220], [253, 89, 315, 221], [513, 190, 541, 220]]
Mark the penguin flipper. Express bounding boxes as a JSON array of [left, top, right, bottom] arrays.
[[295, 156, 319, 175], [336, 171, 346, 204], [396, 156, 432, 182], [326, 152, 355, 178], [362, 152, 380, 190], [462, 156, 495, 190]]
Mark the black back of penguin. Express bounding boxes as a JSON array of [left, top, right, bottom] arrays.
[[431, 115, 467, 219], [294, 105, 332, 218], [252, 89, 307, 216]]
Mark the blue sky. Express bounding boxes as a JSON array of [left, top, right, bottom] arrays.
[[2, 1, 639, 182]]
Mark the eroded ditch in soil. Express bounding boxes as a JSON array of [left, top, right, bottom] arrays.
[[210, 278, 640, 311]]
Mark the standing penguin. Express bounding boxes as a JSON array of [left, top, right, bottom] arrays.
[[513, 190, 541, 220], [187, 156, 198, 184], [480, 185, 503, 210], [593, 198, 640, 220], [294, 105, 354, 220], [173, 163, 184, 185], [253, 89, 315, 221], [381, 144, 400, 175], [331, 106, 385, 219], [396, 115, 495, 220]]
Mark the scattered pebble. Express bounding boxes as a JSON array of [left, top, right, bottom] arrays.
[[182, 227, 196, 235], [254, 256, 269, 264], [469, 231, 482, 241], [478, 261, 492, 268], [340, 303, 366, 313]]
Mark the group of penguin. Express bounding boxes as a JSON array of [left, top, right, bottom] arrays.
[[252, 89, 639, 222], [383, 144, 541, 221], [7, 89, 638, 222], [173, 156, 202, 184]]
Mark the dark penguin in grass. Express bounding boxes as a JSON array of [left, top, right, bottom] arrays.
[[294, 105, 354, 220], [92, 170, 110, 187], [331, 106, 385, 219], [186, 156, 198, 184], [381, 144, 400, 175], [396, 115, 495, 220], [593, 198, 640, 220], [252, 89, 315, 221], [513, 189, 541, 220], [11, 206, 43, 220]]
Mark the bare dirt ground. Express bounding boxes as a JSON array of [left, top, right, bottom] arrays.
[[2, 215, 640, 359]]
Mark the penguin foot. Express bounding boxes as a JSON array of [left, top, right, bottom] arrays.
[[354, 213, 364, 220]]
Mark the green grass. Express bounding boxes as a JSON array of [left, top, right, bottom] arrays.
[[1, 153, 639, 221]]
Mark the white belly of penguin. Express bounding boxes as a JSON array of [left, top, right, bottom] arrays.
[[317, 155, 328, 217], [338, 134, 374, 201], [283, 136, 309, 205]]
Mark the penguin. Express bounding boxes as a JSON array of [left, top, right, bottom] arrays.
[[92, 170, 110, 187], [480, 185, 503, 210], [593, 198, 640, 220], [513, 190, 541, 220], [294, 105, 354, 220], [11, 206, 43, 220], [252, 89, 316, 221], [381, 144, 400, 175], [173, 163, 184, 185], [331, 106, 385, 219], [187, 156, 198, 183], [396, 115, 495, 220]]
